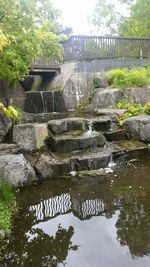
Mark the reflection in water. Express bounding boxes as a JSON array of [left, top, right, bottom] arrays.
[[1, 156, 150, 267]]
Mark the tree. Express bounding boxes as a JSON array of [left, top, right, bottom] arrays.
[[89, 0, 150, 37], [119, 0, 150, 37], [0, 0, 63, 86]]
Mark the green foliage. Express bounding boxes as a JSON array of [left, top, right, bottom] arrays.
[[107, 67, 150, 88], [143, 102, 150, 115], [0, 179, 16, 237], [115, 98, 143, 126], [0, 0, 63, 86], [90, 0, 150, 37], [0, 103, 21, 124]]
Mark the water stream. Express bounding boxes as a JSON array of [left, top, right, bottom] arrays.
[[1, 154, 150, 267]]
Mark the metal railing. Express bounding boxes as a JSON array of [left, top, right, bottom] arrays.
[[61, 35, 150, 61]]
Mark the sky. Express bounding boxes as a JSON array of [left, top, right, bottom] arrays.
[[52, 0, 97, 34]]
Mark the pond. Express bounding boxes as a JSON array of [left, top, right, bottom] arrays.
[[1, 155, 150, 267]]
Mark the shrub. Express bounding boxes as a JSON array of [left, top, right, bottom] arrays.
[[144, 102, 150, 115], [0, 103, 21, 124], [107, 68, 127, 88], [107, 67, 150, 88]]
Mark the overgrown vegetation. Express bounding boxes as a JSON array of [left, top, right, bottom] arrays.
[[107, 67, 150, 88], [0, 103, 21, 124], [0, 179, 17, 238]]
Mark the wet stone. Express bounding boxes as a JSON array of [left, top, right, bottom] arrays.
[[47, 132, 106, 153], [104, 129, 128, 141], [35, 154, 70, 179], [86, 117, 111, 132], [48, 117, 85, 134], [70, 151, 111, 172]]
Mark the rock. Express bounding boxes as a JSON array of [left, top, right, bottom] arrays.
[[0, 110, 12, 142], [0, 154, 36, 187], [0, 143, 19, 156], [47, 132, 106, 153], [104, 129, 127, 141], [122, 87, 150, 105], [35, 154, 70, 179], [13, 123, 48, 151], [86, 117, 111, 132], [93, 88, 123, 109], [124, 115, 150, 142], [70, 151, 111, 172], [48, 117, 85, 134], [94, 108, 127, 117]]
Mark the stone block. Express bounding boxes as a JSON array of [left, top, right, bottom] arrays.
[[13, 123, 48, 151], [35, 154, 70, 179], [0, 154, 36, 187], [124, 115, 150, 142], [48, 117, 85, 134], [93, 88, 123, 109]]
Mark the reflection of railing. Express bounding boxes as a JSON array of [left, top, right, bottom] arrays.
[[61, 35, 150, 61], [29, 193, 120, 222]]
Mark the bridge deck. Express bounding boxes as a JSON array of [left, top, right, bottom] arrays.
[[29, 64, 61, 75]]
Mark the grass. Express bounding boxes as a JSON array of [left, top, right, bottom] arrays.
[[0, 179, 17, 238]]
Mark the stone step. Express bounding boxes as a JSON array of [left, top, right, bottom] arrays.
[[46, 132, 106, 153], [94, 108, 127, 118], [113, 140, 150, 160], [0, 143, 19, 156], [35, 140, 150, 179], [48, 117, 85, 134], [104, 129, 128, 141], [85, 116, 111, 132], [35, 150, 111, 179]]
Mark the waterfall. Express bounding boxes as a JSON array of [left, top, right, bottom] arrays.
[[108, 153, 116, 168], [52, 91, 55, 113], [86, 120, 93, 135], [40, 91, 46, 113]]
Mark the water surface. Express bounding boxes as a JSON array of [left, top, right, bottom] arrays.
[[1, 155, 150, 267]]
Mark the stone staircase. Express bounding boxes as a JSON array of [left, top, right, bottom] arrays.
[[1, 111, 149, 186], [33, 115, 149, 179]]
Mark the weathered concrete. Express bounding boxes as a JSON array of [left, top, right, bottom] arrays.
[[47, 132, 106, 153], [0, 154, 36, 187], [13, 123, 48, 151], [48, 117, 85, 134], [0, 110, 12, 142], [35, 154, 70, 179], [93, 88, 123, 109], [124, 115, 150, 142]]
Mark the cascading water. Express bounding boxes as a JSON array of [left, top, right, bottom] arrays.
[[40, 91, 46, 113]]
